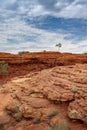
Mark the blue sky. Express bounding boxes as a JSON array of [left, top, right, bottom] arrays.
[[0, 0, 87, 53]]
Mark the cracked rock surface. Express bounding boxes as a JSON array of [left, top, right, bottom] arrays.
[[0, 64, 87, 130]]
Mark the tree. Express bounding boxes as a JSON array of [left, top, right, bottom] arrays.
[[55, 43, 62, 52]]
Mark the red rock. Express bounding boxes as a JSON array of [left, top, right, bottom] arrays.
[[0, 61, 87, 129], [25, 123, 45, 130], [0, 114, 10, 125], [0, 52, 87, 84]]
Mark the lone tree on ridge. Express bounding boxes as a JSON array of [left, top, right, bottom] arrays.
[[55, 43, 62, 52]]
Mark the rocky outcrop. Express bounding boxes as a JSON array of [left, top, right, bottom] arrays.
[[0, 63, 87, 129], [0, 52, 87, 84], [68, 98, 87, 122]]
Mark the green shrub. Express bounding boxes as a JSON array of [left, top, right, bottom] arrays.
[[83, 52, 87, 54], [43, 50, 47, 52], [53, 119, 70, 130], [32, 113, 41, 124], [0, 61, 8, 74], [18, 51, 29, 55], [45, 125, 53, 130], [44, 119, 70, 130], [47, 108, 58, 118], [71, 87, 77, 93], [11, 105, 19, 114], [33, 116, 40, 124], [14, 112, 23, 122]]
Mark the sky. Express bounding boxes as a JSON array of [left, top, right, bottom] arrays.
[[0, 0, 87, 53]]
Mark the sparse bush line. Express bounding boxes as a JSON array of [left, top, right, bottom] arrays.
[[0, 61, 8, 74]]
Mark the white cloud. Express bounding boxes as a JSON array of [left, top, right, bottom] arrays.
[[61, 40, 87, 53], [0, 17, 87, 54], [0, 0, 87, 54], [0, 0, 87, 19], [56, 1, 87, 19], [37, 0, 87, 19]]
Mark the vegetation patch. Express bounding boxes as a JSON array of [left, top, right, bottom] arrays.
[[14, 112, 23, 122], [46, 108, 58, 119], [32, 113, 41, 124], [53, 119, 70, 130], [45, 125, 53, 130], [71, 87, 77, 93], [45, 119, 70, 130], [0, 61, 8, 74]]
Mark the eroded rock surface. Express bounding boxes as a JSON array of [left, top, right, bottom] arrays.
[[0, 64, 87, 129], [0, 52, 87, 84]]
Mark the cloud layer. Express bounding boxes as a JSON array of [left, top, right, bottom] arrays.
[[38, 0, 87, 19], [0, 0, 87, 53], [1, 0, 87, 19]]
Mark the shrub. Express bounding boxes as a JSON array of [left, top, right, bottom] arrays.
[[45, 125, 53, 130], [47, 108, 58, 118], [71, 87, 77, 93], [18, 51, 29, 55], [44, 119, 71, 130], [11, 105, 19, 113], [0, 61, 8, 74], [83, 52, 87, 54], [33, 116, 40, 124], [33, 117, 40, 124], [6, 104, 23, 122], [32, 113, 41, 124], [43, 50, 47, 52], [14, 112, 23, 122], [53, 119, 70, 130]]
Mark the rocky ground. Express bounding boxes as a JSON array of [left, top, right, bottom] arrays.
[[0, 52, 87, 130], [0, 52, 87, 84]]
